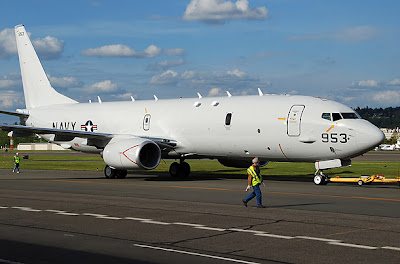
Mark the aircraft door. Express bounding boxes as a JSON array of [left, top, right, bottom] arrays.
[[143, 114, 151, 131], [287, 105, 305, 136]]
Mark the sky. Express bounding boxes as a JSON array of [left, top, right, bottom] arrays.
[[0, 0, 399, 124]]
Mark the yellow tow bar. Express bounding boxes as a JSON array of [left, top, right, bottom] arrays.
[[329, 175, 400, 186]]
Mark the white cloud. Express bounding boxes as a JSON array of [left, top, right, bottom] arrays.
[[388, 79, 400, 86], [0, 28, 64, 60], [352, 80, 379, 87], [88, 80, 118, 92], [0, 79, 17, 89], [0, 28, 16, 59], [150, 70, 179, 84], [48, 75, 81, 89], [373, 90, 400, 105], [82, 44, 183, 58], [208, 87, 223, 96], [227, 68, 246, 78], [183, 0, 268, 24], [32, 36, 64, 60], [0, 90, 23, 108]]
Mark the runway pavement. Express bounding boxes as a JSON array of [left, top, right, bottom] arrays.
[[0, 168, 399, 264]]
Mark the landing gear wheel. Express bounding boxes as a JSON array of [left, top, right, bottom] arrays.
[[314, 175, 326, 185], [169, 161, 191, 178], [169, 162, 180, 177], [180, 162, 191, 178], [116, 170, 127, 179], [358, 180, 363, 186], [104, 165, 116, 179]]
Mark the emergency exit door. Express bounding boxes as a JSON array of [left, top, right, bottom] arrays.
[[287, 105, 305, 136]]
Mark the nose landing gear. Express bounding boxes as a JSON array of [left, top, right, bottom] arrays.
[[314, 170, 328, 185]]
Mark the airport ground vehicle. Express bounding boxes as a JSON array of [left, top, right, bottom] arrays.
[[328, 175, 400, 186]]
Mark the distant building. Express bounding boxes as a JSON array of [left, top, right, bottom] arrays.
[[380, 128, 399, 140], [17, 143, 68, 151]]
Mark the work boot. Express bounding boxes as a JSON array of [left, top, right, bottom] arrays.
[[242, 200, 247, 207]]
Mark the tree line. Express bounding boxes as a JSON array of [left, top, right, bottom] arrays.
[[355, 106, 400, 129]]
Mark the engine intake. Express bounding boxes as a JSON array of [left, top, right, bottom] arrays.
[[103, 137, 161, 170]]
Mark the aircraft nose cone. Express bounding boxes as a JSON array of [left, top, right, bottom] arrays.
[[357, 121, 385, 152]]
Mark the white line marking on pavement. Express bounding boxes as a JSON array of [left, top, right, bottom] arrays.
[[254, 233, 294, 239], [12, 207, 41, 212], [134, 244, 261, 264], [296, 236, 341, 243], [0, 206, 8, 209], [172, 222, 205, 227], [125, 217, 152, 221], [381, 246, 400, 251], [56, 212, 80, 216], [96, 216, 122, 220], [328, 242, 377, 250], [141, 220, 170, 225], [195, 226, 226, 231], [45, 210, 66, 213], [228, 228, 267, 234], [83, 213, 108, 217]]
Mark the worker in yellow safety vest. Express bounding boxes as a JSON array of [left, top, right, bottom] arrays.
[[13, 153, 20, 173], [242, 157, 265, 208]]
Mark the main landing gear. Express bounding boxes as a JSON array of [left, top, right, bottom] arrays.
[[104, 165, 127, 179], [169, 160, 191, 178], [314, 170, 329, 185]]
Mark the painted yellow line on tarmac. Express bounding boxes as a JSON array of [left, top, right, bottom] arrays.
[[43, 179, 400, 203]]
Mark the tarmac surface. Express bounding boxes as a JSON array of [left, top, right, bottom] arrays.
[[0, 152, 399, 263]]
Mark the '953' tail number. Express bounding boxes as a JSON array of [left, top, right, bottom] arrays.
[[322, 133, 348, 143]]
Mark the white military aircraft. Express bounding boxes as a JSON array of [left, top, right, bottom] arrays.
[[0, 25, 385, 184]]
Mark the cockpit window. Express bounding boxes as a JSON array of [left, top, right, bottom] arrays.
[[341, 112, 360, 119], [332, 113, 342, 121], [321, 113, 331, 121]]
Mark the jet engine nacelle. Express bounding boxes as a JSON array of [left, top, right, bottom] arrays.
[[218, 159, 269, 168], [103, 137, 161, 170]]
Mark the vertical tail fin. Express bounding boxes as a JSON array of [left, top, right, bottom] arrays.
[[14, 25, 77, 109]]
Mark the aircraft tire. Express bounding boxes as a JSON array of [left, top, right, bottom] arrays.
[[313, 175, 325, 185], [116, 170, 128, 179], [169, 162, 180, 177], [104, 165, 116, 179], [179, 162, 191, 178]]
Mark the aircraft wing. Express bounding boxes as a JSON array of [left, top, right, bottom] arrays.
[[0, 110, 29, 118], [0, 124, 113, 139], [0, 124, 178, 149]]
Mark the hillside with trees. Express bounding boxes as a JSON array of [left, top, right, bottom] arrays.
[[355, 106, 400, 129]]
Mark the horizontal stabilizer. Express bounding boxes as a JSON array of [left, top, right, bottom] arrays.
[[0, 110, 29, 118]]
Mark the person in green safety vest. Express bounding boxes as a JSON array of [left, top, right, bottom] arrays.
[[13, 153, 20, 173], [242, 157, 265, 208]]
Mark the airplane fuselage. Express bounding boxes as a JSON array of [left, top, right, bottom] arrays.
[[25, 94, 383, 162]]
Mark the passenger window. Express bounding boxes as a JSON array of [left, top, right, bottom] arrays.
[[225, 113, 232, 126], [332, 113, 342, 121], [341, 112, 359, 119], [321, 113, 331, 121]]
